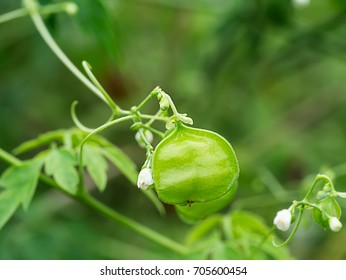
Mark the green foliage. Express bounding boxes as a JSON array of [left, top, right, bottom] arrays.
[[186, 211, 292, 260], [13, 130, 65, 155], [2, 0, 346, 260], [44, 147, 79, 194], [313, 197, 341, 229], [0, 160, 41, 229]]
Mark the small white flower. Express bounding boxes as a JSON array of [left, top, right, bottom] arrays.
[[292, 0, 310, 8], [137, 168, 154, 190], [273, 209, 292, 231], [329, 217, 342, 232], [135, 129, 153, 148]]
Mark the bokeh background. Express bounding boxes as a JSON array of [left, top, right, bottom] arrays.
[[1, 0, 346, 259]]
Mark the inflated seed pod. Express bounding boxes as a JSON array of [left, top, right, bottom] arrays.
[[152, 123, 239, 206]]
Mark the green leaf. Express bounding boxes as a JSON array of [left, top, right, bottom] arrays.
[[0, 188, 21, 231], [83, 145, 108, 192], [84, 135, 166, 214], [0, 160, 42, 230], [312, 208, 328, 229], [227, 211, 292, 259], [44, 148, 79, 194], [12, 130, 64, 155], [312, 197, 341, 229]]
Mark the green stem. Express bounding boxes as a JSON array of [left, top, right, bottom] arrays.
[[143, 125, 165, 139], [165, 93, 180, 116], [0, 7, 28, 24], [82, 61, 120, 114], [0, 2, 75, 24], [304, 174, 334, 201], [79, 193, 188, 255], [138, 113, 169, 122], [77, 115, 133, 192], [136, 87, 159, 111], [0, 148, 21, 166], [0, 148, 188, 255], [71, 101, 94, 133], [22, 0, 111, 106]]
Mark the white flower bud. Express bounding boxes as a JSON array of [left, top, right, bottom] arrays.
[[137, 168, 154, 190], [159, 95, 170, 111], [329, 217, 342, 232], [135, 129, 153, 148], [273, 209, 292, 231]]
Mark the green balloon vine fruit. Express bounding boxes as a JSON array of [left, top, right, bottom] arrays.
[[152, 123, 239, 210]]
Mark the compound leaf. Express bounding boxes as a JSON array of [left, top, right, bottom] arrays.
[[0, 160, 42, 230], [44, 148, 79, 194]]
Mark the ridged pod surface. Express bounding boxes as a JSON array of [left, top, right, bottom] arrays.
[[152, 123, 239, 206]]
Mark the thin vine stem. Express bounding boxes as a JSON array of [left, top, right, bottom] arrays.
[[82, 61, 120, 114], [0, 7, 29, 24], [0, 2, 76, 24], [304, 174, 335, 201], [22, 0, 113, 108], [0, 148, 21, 166], [136, 87, 159, 111], [138, 113, 169, 122], [77, 115, 134, 192]]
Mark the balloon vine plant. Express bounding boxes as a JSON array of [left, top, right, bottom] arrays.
[[0, 0, 345, 259]]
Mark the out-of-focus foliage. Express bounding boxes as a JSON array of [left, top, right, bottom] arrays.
[[1, 0, 346, 259]]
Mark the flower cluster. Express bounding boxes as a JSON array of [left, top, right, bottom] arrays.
[[273, 174, 345, 247]]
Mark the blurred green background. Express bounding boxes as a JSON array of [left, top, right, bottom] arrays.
[[1, 0, 346, 259]]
